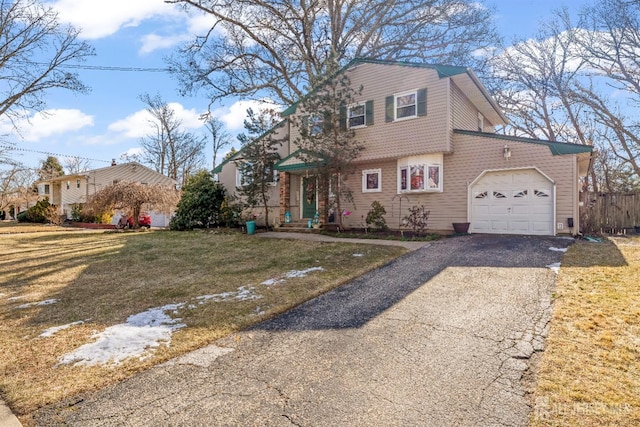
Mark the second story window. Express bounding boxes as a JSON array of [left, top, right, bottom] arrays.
[[76, 178, 81, 188], [347, 101, 374, 129], [386, 89, 427, 122], [309, 115, 324, 136], [396, 92, 416, 119]]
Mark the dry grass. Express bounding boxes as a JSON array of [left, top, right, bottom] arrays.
[[0, 221, 72, 233], [0, 228, 406, 418], [530, 236, 640, 426]]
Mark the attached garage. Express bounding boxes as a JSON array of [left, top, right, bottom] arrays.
[[469, 168, 555, 236]]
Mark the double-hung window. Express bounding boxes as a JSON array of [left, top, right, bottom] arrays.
[[347, 101, 373, 128], [386, 89, 427, 122]]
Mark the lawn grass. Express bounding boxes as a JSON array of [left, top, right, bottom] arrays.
[[0, 228, 406, 419], [530, 236, 640, 426], [0, 221, 71, 233]]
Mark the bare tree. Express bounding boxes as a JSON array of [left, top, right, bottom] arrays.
[[63, 157, 92, 175], [85, 181, 180, 228], [488, 9, 602, 191], [203, 116, 231, 171], [139, 93, 206, 187], [0, 165, 38, 215], [0, 0, 93, 132], [572, 0, 640, 182], [166, 0, 499, 106]]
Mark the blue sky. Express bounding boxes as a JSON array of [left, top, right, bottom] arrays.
[[4, 0, 587, 170]]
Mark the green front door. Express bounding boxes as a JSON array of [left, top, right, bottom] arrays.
[[302, 176, 317, 218]]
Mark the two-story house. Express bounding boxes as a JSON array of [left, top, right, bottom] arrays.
[[215, 58, 593, 236], [37, 161, 178, 227]]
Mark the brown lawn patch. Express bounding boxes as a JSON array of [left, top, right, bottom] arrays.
[[530, 236, 640, 426], [0, 229, 406, 420]]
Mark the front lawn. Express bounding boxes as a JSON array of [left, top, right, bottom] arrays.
[[530, 236, 640, 426], [0, 229, 406, 420]]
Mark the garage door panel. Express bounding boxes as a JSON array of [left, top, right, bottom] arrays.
[[470, 169, 554, 236]]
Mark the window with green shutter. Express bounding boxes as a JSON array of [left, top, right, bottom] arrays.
[[386, 89, 427, 122]]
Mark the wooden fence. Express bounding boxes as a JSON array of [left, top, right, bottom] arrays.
[[583, 192, 640, 233]]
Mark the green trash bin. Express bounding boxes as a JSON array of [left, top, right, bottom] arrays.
[[246, 220, 256, 235]]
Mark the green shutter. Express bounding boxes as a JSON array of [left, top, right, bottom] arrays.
[[385, 96, 394, 122], [365, 100, 374, 125], [417, 88, 427, 116]]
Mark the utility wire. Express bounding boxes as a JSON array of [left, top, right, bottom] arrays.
[[0, 144, 111, 163], [32, 62, 170, 73]]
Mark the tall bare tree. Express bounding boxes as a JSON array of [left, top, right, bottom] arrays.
[[203, 116, 231, 170], [166, 0, 499, 106], [63, 156, 92, 175], [572, 0, 640, 182], [139, 93, 206, 187], [0, 0, 93, 140]]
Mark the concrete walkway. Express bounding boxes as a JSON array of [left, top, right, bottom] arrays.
[[0, 400, 21, 427], [256, 231, 431, 251], [31, 234, 570, 426]]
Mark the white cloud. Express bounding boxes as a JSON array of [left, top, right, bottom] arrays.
[[48, 0, 180, 40], [139, 33, 191, 55], [109, 103, 205, 139], [214, 99, 283, 132], [0, 109, 94, 142]]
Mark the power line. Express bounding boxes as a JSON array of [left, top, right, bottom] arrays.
[[0, 144, 111, 163], [33, 62, 170, 73]]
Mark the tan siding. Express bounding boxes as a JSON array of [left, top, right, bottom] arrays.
[[445, 134, 578, 234], [289, 62, 452, 161], [337, 137, 579, 234]]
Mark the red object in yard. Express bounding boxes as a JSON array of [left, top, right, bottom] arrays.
[[127, 214, 152, 228]]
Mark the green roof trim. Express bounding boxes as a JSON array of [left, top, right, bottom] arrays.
[[212, 120, 287, 174], [273, 149, 328, 172], [212, 150, 242, 174], [454, 129, 594, 156], [281, 58, 469, 117]]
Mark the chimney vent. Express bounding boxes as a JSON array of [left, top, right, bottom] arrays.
[[111, 159, 116, 166]]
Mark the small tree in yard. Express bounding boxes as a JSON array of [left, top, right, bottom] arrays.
[[237, 108, 284, 231], [170, 170, 227, 230], [293, 73, 365, 229], [86, 181, 179, 228]]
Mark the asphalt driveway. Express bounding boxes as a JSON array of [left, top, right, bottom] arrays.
[[32, 234, 570, 426]]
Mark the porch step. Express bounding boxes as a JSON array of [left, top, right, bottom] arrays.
[[276, 221, 318, 233]]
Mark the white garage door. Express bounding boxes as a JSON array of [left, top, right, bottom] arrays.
[[470, 169, 554, 236]]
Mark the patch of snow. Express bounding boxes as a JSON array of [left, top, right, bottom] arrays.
[[196, 286, 261, 303], [17, 299, 58, 309], [549, 247, 568, 252], [352, 253, 364, 257], [7, 296, 24, 301], [261, 267, 325, 286], [59, 304, 186, 366], [546, 262, 561, 274], [40, 321, 85, 338]]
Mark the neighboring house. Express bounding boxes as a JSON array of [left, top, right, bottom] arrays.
[[36, 162, 178, 227], [215, 58, 593, 236]]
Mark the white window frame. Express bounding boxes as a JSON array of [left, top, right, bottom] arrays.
[[395, 90, 418, 121], [236, 167, 250, 187], [309, 114, 324, 136], [362, 169, 382, 193], [348, 103, 367, 129], [398, 163, 442, 193], [76, 178, 81, 189]]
